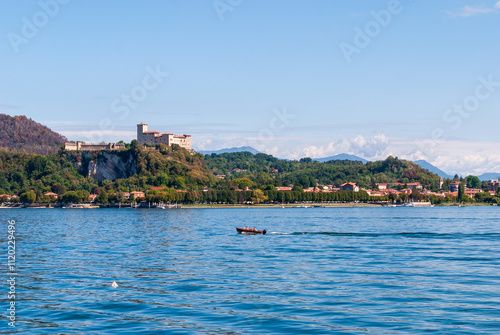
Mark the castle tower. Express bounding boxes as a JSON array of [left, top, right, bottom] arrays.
[[137, 122, 148, 144]]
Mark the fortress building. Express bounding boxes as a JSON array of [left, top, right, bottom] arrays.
[[137, 123, 191, 150], [65, 141, 125, 151]]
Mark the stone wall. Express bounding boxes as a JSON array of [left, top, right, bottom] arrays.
[[64, 141, 125, 151]]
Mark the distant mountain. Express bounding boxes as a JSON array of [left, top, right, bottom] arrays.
[[197, 146, 261, 155], [413, 160, 452, 179], [477, 173, 500, 181], [314, 154, 368, 164], [0, 114, 67, 154]]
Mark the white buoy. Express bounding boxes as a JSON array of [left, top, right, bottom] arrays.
[[111, 281, 118, 288]]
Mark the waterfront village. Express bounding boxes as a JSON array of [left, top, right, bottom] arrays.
[[1, 122, 500, 208]]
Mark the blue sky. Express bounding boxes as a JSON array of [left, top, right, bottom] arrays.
[[1, 0, 500, 175]]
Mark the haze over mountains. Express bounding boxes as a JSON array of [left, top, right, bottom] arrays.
[[476, 173, 500, 181], [314, 154, 368, 164], [412, 160, 452, 179], [197, 146, 261, 155]]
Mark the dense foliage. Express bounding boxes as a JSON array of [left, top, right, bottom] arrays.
[[0, 142, 215, 200], [203, 152, 443, 190], [1, 146, 498, 205], [0, 114, 67, 154], [0, 149, 94, 199], [1, 115, 497, 205]]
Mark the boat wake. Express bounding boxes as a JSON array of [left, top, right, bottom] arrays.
[[268, 232, 500, 238]]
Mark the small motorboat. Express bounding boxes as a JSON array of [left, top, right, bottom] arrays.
[[236, 227, 267, 235]]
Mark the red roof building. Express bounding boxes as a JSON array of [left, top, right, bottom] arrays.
[[130, 191, 145, 198], [150, 186, 166, 191], [406, 182, 423, 190], [340, 182, 359, 192], [448, 182, 461, 193], [276, 187, 293, 191]]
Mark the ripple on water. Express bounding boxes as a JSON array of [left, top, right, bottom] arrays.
[[3, 207, 500, 334]]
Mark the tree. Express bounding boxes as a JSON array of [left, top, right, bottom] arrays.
[[465, 175, 481, 189], [20, 191, 36, 204], [62, 191, 81, 203], [107, 193, 118, 203], [116, 192, 125, 203], [51, 184, 66, 195], [130, 139, 139, 150], [263, 184, 276, 191], [457, 183, 465, 203], [156, 173, 169, 186], [95, 192, 108, 204], [90, 186, 102, 195], [299, 157, 312, 164], [251, 189, 268, 204], [77, 190, 90, 203], [233, 177, 254, 189], [256, 172, 271, 186], [475, 192, 493, 203], [410, 189, 422, 201], [399, 193, 409, 203], [172, 176, 186, 190]]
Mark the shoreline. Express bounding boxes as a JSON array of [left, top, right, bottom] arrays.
[[1, 203, 494, 209]]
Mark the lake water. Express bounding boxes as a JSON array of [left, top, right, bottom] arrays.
[[2, 207, 500, 334]]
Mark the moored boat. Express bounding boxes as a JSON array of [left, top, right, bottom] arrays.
[[236, 227, 267, 234]]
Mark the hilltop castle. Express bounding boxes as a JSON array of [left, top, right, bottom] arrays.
[[64, 141, 125, 151], [64, 123, 191, 151], [137, 123, 191, 150]]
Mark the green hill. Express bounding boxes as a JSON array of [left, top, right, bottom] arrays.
[[0, 142, 213, 198], [203, 152, 443, 190], [0, 143, 446, 202]]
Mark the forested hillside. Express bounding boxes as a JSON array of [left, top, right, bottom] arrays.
[[0, 142, 214, 199], [0, 141, 448, 203], [203, 152, 443, 189], [0, 115, 494, 205], [0, 114, 67, 154]]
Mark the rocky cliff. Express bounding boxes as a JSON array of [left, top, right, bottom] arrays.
[[81, 151, 137, 183]]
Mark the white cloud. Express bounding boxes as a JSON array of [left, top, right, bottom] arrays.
[[447, 4, 497, 17], [299, 133, 390, 161], [167, 129, 500, 177], [293, 135, 500, 176], [433, 154, 500, 177], [400, 139, 500, 176]]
